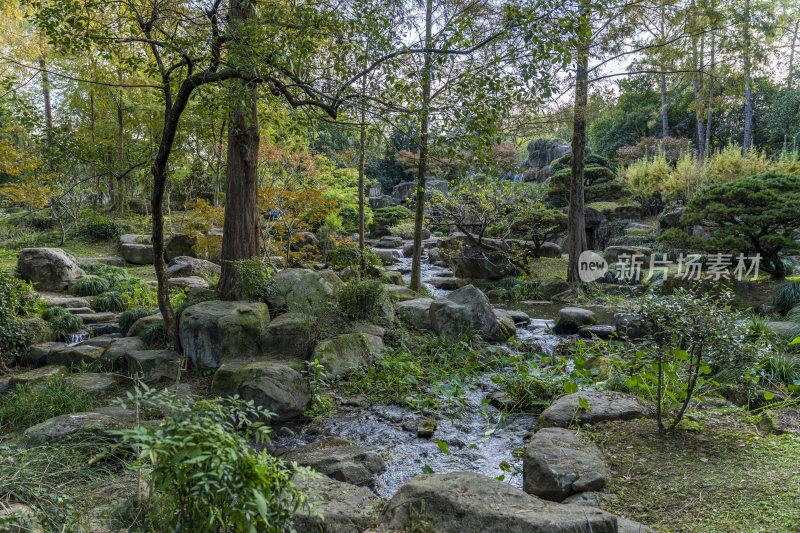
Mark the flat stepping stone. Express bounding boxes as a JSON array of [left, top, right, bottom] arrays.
[[76, 312, 117, 324], [523, 427, 609, 502], [537, 390, 654, 429], [22, 411, 126, 445], [21, 342, 67, 367], [579, 325, 617, 339], [279, 437, 385, 486], [79, 333, 122, 349], [43, 296, 91, 308], [47, 345, 105, 367], [65, 307, 93, 314], [63, 372, 123, 394], [9, 365, 68, 388]]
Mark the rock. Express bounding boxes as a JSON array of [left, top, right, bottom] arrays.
[[179, 300, 271, 369], [616, 517, 656, 533], [427, 248, 442, 264], [383, 271, 404, 286], [212, 359, 310, 422], [537, 242, 563, 258], [101, 337, 146, 371], [538, 390, 654, 428], [376, 236, 404, 248], [0, 502, 43, 533], [402, 418, 437, 438], [553, 307, 597, 334], [539, 279, 570, 300], [562, 491, 617, 508], [21, 342, 66, 367], [280, 437, 386, 486], [43, 295, 91, 308], [167, 276, 209, 291], [579, 325, 617, 339], [166, 256, 221, 278], [391, 181, 416, 202], [758, 408, 800, 436], [258, 312, 316, 360], [352, 323, 386, 338], [604, 246, 652, 264], [63, 372, 123, 394], [384, 284, 417, 301], [429, 277, 458, 290], [614, 313, 655, 340], [79, 256, 127, 267], [379, 472, 616, 533], [17, 248, 85, 291], [164, 234, 197, 260], [22, 411, 125, 446], [439, 235, 513, 279], [120, 243, 154, 265], [64, 306, 92, 315], [493, 309, 517, 340], [397, 298, 434, 330], [430, 285, 507, 342], [76, 312, 117, 324], [127, 314, 164, 337], [505, 309, 531, 325], [120, 233, 152, 245], [8, 365, 68, 388], [78, 334, 121, 349], [376, 249, 401, 265], [523, 427, 609, 502], [46, 345, 105, 367], [312, 333, 384, 378], [658, 205, 685, 229], [290, 473, 382, 533], [126, 349, 181, 382], [267, 268, 343, 315], [402, 242, 414, 257]]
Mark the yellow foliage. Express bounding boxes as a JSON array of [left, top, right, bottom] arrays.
[[0, 182, 56, 209], [622, 154, 671, 198], [775, 150, 800, 177], [706, 144, 771, 184], [184, 198, 224, 259], [661, 153, 705, 200], [0, 139, 40, 178]]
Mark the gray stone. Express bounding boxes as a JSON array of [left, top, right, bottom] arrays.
[[258, 312, 316, 360], [76, 312, 117, 324], [537, 242, 563, 258], [493, 309, 518, 340], [397, 298, 434, 330], [658, 205, 685, 229], [429, 277, 458, 290], [391, 181, 415, 202], [604, 246, 652, 264], [22, 411, 125, 446], [376, 249, 400, 265], [0, 502, 42, 533], [42, 296, 91, 308], [384, 284, 417, 301], [120, 243, 154, 265], [47, 345, 105, 367], [267, 268, 343, 315], [523, 427, 609, 502], [21, 342, 66, 367], [166, 256, 220, 278], [538, 390, 654, 428], [101, 336, 146, 371], [506, 309, 531, 325], [290, 473, 382, 533], [8, 365, 68, 388], [312, 333, 384, 378], [352, 323, 386, 338], [78, 256, 126, 267], [126, 349, 181, 382], [167, 276, 209, 291], [540, 279, 571, 300], [164, 234, 197, 260], [211, 359, 310, 422], [376, 236, 403, 249], [554, 307, 597, 334], [17, 248, 85, 291], [402, 417, 437, 438], [63, 372, 123, 394], [379, 472, 616, 533], [78, 334, 121, 349], [119, 233, 152, 245], [614, 313, 655, 340], [127, 314, 164, 337], [579, 325, 617, 339], [438, 235, 513, 280], [179, 300, 271, 369], [430, 285, 507, 342], [280, 437, 386, 486]]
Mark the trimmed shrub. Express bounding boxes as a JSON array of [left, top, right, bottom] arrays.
[[69, 276, 111, 297], [328, 244, 382, 271], [92, 291, 127, 313], [139, 321, 168, 348], [119, 308, 155, 336]]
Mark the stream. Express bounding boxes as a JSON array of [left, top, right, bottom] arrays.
[[271, 249, 577, 497]]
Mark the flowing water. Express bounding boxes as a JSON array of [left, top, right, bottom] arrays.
[[271, 247, 576, 497]]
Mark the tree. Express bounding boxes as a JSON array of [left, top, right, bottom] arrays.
[[509, 206, 568, 257], [680, 171, 800, 278]]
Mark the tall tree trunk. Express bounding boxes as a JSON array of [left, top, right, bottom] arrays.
[[660, 73, 669, 138], [357, 116, 367, 273], [116, 73, 125, 212], [39, 57, 53, 150], [218, 0, 260, 299], [566, 19, 590, 284], [742, 0, 753, 153], [692, 36, 705, 154], [704, 32, 716, 159], [409, 0, 433, 292], [789, 19, 798, 89]]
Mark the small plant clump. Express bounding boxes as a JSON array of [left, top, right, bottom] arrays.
[[337, 278, 386, 322], [42, 306, 83, 339], [119, 308, 155, 336], [139, 321, 168, 348], [69, 275, 111, 296], [92, 291, 128, 313]]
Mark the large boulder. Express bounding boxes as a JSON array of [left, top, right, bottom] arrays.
[[438, 235, 512, 280], [523, 428, 609, 502], [279, 437, 386, 486], [166, 256, 221, 278], [553, 307, 597, 334], [126, 349, 181, 382], [614, 313, 655, 340], [312, 333, 384, 378], [46, 345, 105, 368], [429, 285, 507, 342], [603, 245, 652, 264], [127, 314, 163, 337], [538, 390, 654, 428], [267, 268, 343, 315], [290, 474, 382, 533], [22, 411, 125, 446], [101, 336, 146, 370], [376, 236, 404, 249], [397, 298, 434, 330], [17, 248, 85, 291], [8, 365, 68, 388], [392, 181, 416, 202], [120, 243, 154, 265], [21, 342, 66, 367], [379, 472, 617, 533], [258, 312, 316, 360], [164, 234, 197, 261], [167, 276, 209, 291], [179, 300, 271, 369], [658, 205, 685, 231], [211, 359, 310, 422]]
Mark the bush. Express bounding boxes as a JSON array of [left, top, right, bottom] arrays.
[[0, 272, 39, 366], [707, 144, 771, 184], [548, 155, 622, 205], [0, 379, 94, 433], [328, 244, 381, 271], [78, 214, 129, 242], [773, 279, 800, 313], [112, 387, 310, 532], [139, 321, 168, 348], [231, 259, 275, 302], [82, 263, 130, 285], [337, 279, 386, 322], [92, 291, 128, 312], [388, 220, 416, 239], [372, 205, 413, 233], [43, 307, 83, 339], [69, 276, 111, 297], [622, 153, 672, 199], [110, 278, 155, 308], [119, 308, 155, 336]]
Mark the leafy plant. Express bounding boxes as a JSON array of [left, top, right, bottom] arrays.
[[337, 279, 386, 322], [112, 386, 312, 532], [231, 259, 275, 302], [773, 278, 800, 313], [303, 359, 334, 419], [69, 276, 111, 296], [328, 243, 382, 271], [119, 308, 156, 336], [139, 321, 168, 348], [92, 291, 128, 312], [0, 272, 39, 366], [492, 363, 565, 413], [78, 214, 129, 242], [42, 306, 83, 339]]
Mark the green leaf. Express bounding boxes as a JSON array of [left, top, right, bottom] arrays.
[[563, 382, 579, 395], [699, 365, 712, 375], [763, 391, 775, 400], [436, 439, 451, 455], [422, 464, 434, 474], [578, 397, 591, 411]]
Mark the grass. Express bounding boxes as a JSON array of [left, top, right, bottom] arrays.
[[592, 412, 800, 532], [525, 257, 569, 282], [0, 379, 96, 434]]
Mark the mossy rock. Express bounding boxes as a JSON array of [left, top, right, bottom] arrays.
[[312, 333, 384, 378]]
